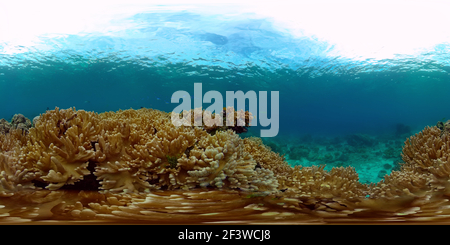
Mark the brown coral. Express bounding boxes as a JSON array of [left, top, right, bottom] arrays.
[[19, 108, 101, 190], [243, 137, 368, 214], [171, 106, 253, 134], [396, 126, 450, 191], [3, 108, 450, 223], [178, 131, 278, 192], [360, 125, 450, 217], [0, 114, 32, 134], [0, 107, 275, 195]]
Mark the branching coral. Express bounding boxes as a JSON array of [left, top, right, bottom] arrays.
[[87, 109, 198, 192], [243, 137, 368, 212], [397, 126, 450, 190], [19, 108, 101, 190], [371, 127, 450, 203], [178, 131, 278, 192], [3, 108, 450, 223], [0, 107, 271, 194]]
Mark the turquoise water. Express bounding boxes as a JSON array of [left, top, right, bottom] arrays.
[[1, 1, 449, 183]]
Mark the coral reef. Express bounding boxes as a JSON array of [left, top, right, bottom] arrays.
[[2, 107, 450, 223], [281, 133, 404, 184], [0, 107, 273, 193], [171, 107, 252, 135]]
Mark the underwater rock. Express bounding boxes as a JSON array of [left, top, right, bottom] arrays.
[[330, 136, 344, 145], [289, 144, 324, 162], [264, 141, 283, 155], [377, 169, 388, 179], [345, 134, 377, 147], [395, 123, 411, 137], [316, 151, 349, 165], [382, 147, 398, 159], [289, 147, 308, 160], [437, 120, 450, 135], [300, 134, 313, 143], [335, 151, 349, 162], [32, 115, 40, 126], [285, 142, 347, 165], [0, 119, 11, 134], [0, 114, 32, 134], [11, 114, 32, 131]]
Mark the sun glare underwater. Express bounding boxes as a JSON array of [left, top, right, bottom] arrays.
[[1, 0, 450, 224]]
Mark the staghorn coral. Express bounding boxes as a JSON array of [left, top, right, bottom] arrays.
[[4, 108, 450, 223]]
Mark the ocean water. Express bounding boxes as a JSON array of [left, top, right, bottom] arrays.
[[1, 1, 450, 184]]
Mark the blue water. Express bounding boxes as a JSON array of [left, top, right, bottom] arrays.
[[1, 1, 450, 183]]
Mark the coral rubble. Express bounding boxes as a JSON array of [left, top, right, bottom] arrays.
[[2, 108, 450, 224]]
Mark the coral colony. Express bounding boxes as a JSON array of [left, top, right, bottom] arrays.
[[1, 107, 450, 223], [171, 83, 279, 137]]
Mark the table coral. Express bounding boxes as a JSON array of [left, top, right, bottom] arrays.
[[2, 107, 450, 223]]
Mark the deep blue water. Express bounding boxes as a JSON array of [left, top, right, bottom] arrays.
[[1, 1, 450, 183], [2, 59, 449, 138]]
